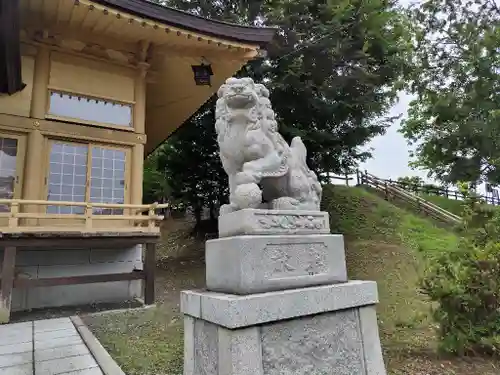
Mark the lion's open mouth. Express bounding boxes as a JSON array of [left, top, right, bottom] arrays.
[[225, 93, 256, 109]]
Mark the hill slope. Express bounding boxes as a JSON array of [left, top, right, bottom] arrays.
[[86, 185, 500, 375], [323, 186, 458, 359]]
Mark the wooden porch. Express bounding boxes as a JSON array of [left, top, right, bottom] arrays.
[[0, 200, 168, 324]]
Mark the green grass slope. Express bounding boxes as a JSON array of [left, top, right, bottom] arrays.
[[420, 193, 467, 217], [323, 185, 459, 368], [421, 193, 500, 219]]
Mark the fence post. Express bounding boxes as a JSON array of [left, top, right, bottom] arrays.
[[384, 181, 388, 200], [356, 170, 360, 185], [85, 203, 93, 230], [345, 173, 349, 186], [8, 202, 18, 229], [148, 203, 158, 231]]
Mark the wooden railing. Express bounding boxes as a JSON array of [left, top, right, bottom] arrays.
[[0, 199, 169, 233], [358, 171, 461, 225]]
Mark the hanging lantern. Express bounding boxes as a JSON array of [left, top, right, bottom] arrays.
[[191, 63, 213, 86]]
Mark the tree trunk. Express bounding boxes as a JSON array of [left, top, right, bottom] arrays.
[[194, 206, 202, 227]]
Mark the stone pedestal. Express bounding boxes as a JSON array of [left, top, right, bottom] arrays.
[[181, 209, 387, 375]]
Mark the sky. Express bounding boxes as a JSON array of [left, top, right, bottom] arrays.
[[357, 0, 432, 183], [357, 92, 431, 181]]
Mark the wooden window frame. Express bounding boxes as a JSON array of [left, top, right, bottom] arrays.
[[0, 131, 26, 200], [43, 138, 131, 212], [45, 88, 136, 132], [0, 132, 26, 227]]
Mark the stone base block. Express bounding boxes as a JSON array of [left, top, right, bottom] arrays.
[[206, 234, 347, 295], [218, 209, 330, 238], [181, 281, 386, 375]]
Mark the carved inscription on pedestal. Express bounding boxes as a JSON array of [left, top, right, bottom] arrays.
[[193, 320, 218, 375], [257, 213, 326, 231], [264, 242, 329, 278], [218, 209, 331, 237], [261, 310, 366, 375]]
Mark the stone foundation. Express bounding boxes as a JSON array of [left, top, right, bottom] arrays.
[[0, 245, 143, 311], [181, 281, 385, 375]]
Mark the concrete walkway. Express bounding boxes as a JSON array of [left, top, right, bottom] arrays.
[[0, 317, 103, 375]]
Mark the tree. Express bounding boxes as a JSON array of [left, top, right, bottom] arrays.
[[142, 150, 171, 206], [397, 175, 424, 186], [401, 0, 500, 186], [153, 98, 228, 226], [145, 0, 413, 217], [262, 0, 412, 174]]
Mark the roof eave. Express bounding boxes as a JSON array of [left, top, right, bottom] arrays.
[[90, 0, 276, 48]]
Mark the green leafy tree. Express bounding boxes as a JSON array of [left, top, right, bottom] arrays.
[[401, 0, 500, 186], [142, 151, 171, 205], [153, 98, 228, 227], [397, 175, 424, 186], [422, 189, 500, 355], [263, 0, 412, 173], [145, 0, 413, 218]]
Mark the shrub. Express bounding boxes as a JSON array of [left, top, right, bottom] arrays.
[[421, 190, 500, 355]]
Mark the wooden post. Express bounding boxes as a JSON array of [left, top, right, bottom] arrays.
[[24, 46, 50, 225], [30, 46, 50, 119], [384, 181, 388, 200], [131, 145, 145, 202], [148, 203, 157, 232], [0, 247, 16, 324], [130, 60, 148, 222], [144, 243, 155, 305], [356, 170, 360, 186], [85, 203, 93, 230], [8, 202, 19, 228]]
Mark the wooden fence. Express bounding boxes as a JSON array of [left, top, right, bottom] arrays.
[[354, 172, 500, 206], [355, 171, 462, 225], [0, 199, 170, 233]]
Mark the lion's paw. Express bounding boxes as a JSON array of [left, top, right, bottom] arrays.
[[270, 197, 301, 210], [233, 183, 262, 209]]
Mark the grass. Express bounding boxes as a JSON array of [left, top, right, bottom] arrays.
[[83, 185, 500, 375], [420, 193, 468, 217], [323, 186, 456, 356], [416, 193, 500, 219], [84, 308, 184, 374]]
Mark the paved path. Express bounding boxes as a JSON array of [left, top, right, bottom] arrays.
[[0, 317, 103, 375]]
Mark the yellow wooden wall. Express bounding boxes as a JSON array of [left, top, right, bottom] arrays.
[[0, 55, 35, 117], [0, 45, 147, 212]]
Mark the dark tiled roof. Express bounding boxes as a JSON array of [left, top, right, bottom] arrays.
[[92, 0, 276, 47]]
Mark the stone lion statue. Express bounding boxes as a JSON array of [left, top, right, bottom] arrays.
[[215, 77, 322, 214]]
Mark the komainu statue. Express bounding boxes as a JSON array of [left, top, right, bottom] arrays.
[[215, 77, 322, 214]]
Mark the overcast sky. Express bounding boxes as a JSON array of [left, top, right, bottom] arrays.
[[358, 0, 431, 182], [358, 92, 430, 181]]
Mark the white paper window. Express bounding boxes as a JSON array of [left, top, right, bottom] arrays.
[[48, 91, 133, 127], [47, 142, 88, 214], [90, 147, 126, 215], [46, 141, 127, 215], [0, 137, 18, 212]]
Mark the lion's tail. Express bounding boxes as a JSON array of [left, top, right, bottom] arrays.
[[290, 136, 307, 166]]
